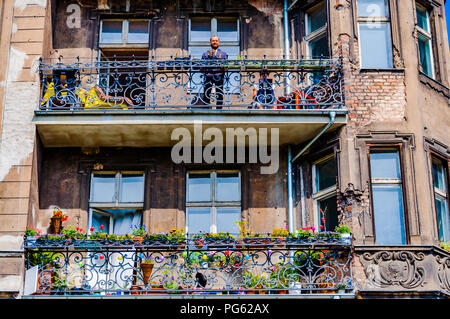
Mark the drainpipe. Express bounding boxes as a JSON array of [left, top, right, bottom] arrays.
[[291, 111, 337, 163], [287, 111, 337, 231], [283, 0, 290, 60]]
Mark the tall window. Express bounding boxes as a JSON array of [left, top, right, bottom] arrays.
[[431, 157, 449, 242], [416, 3, 435, 78], [305, 2, 328, 58], [89, 171, 145, 235], [312, 155, 338, 231], [369, 149, 406, 245], [357, 0, 393, 68], [186, 171, 241, 235]]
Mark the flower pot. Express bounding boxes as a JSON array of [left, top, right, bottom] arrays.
[[340, 233, 351, 244], [133, 236, 143, 246], [194, 238, 205, 249], [50, 217, 63, 234], [147, 287, 167, 295], [140, 263, 154, 286], [130, 285, 141, 295]]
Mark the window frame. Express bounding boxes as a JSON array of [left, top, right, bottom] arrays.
[[415, 2, 436, 79], [356, 0, 394, 69], [367, 145, 409, 245], [430, 153, 450, 242], [304, 1, 329, 59], [88, 171, 145, 235], [185, 170, 241, 234], [311, 154, 338, 231], [99, 19, 150, 48]]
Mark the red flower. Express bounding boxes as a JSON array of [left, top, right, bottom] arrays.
[[99, 225, 105, 231], [90, 227, 95, 232], [99, 255, 104, 260], [62, 216, 68, 222], [224, 250, 230, 256], [319, 225, 324, 230], [321, 217, 325, 224]]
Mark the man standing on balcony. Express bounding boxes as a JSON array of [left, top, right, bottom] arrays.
[[201, 36, 228, 109]]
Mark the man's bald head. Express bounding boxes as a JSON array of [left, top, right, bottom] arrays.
[[210, 36, 220, 49]]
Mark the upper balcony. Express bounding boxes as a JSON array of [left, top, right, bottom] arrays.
[[34, 57, 347, 148]]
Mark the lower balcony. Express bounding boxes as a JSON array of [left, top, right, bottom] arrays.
[[23, 236, 353, 298]]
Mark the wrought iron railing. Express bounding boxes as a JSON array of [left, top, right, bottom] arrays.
[[38, 57, 343, 111], [24, 236, 352, 296]]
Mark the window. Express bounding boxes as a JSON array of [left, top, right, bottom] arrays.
[[89, 171, 145, 235], [431, 157, 449, 242], [100, 19, 149, 46], [369, 149, 406, 245], [305, 2, 328, 58], [415, 3, 435, 78], [186, 171, 241, 235], [312, 155, 338, 232], [357, 0, 393, 69]]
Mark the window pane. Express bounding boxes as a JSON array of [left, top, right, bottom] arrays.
[[315, 157, 336, 192], [359, 22, 393, 68], [418, 33, 433, 78], [188, 174, 211, 202], [306, 4, 326, 34], [128, 21, 149, 43], [318, 196, 339, 232], [435, 195, 450, 242], [91, 174, 116, 202], [216, 173, 240, 201], [416, 5, 429, 32], [187, 207, 211, 234], [120, 174, 145, 202], [357, 0, 389, 17], [432, 160, 447, 192], [369, 150, 401, 179], [217, 18, 238, 42], [191, 18, 211, 42], [101, 21, 123, 44], [372, 184, 406, 245], [308, 33, 329, 58], [216, 207, 241, 236], [92, 212, 110, 234]]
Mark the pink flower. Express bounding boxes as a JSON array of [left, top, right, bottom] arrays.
[[311, 227, 316, 231]]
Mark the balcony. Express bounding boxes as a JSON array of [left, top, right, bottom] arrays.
[[23, 235, 353, 298], [34, 57, 347, 148]]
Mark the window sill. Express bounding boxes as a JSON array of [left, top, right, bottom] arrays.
[[359, 68, 405, 73], [418, 71, 450, 98]]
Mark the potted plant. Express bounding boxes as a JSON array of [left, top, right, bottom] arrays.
[[204, 232, 234, 247], [25, 226, 42, 246], [192, 232, 205, 249], [62, 225, 86, 245], [335, 225, 351, 244], [334, 283, 349, 294], [132, 225, 147, 245], [269, 226, 289, 247], [167, 228, 186, 246], [50, 209, 68, 234], [140, 255, 155, 286]]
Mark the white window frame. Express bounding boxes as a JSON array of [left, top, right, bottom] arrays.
[[99, 19, 150, 48], [88, 171, 145, 235], [356, 0, 393, 69], [415, 3, 435, 79], [432, 157, 449, 242], [311, 154, 337, 231], [304, 2, 328, 59], [186, 170, 241, 234]]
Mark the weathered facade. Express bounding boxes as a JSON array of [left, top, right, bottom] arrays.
[[0, 0, 449, 298]]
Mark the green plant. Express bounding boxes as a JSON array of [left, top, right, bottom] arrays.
[[441, 242, 450, 252], [335, 225, 351, 234], [242, 272, 268, 289], [167, 228, 186, 242], [25, 226, 41, 237], [334, 283, 348, 291], [131, 225, 147, 237], [314, 231, 341, 239], [204, 232, 234, 240], [270, 227, 289, 237], [145, 232, 167, 241], [52, 209, 68, 221], [62, 225, 86, 239]]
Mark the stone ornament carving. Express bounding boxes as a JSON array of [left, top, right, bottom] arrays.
[[436, 255, 450, 293], [361, 251, 426, 289]]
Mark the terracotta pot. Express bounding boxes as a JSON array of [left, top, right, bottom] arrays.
[[133, 236, 143, 246], [140, 262, 154, 286], [194, 238, 205, 249], [130, 285, 141, 295], [147, 287, 167, 295], [50, 217, 63, 234]]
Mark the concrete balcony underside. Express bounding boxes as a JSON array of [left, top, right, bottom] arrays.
[[33, 109, 347, 148]]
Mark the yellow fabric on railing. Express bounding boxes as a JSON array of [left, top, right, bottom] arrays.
[[41, 82, 129, 109]]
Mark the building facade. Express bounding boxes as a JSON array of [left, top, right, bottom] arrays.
[[0, 0, 449, 298]]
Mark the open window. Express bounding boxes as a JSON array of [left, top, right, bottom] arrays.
[[88, 171, 145, 234], [312, 155, 338, 231], [186, 171, 241, 236]]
